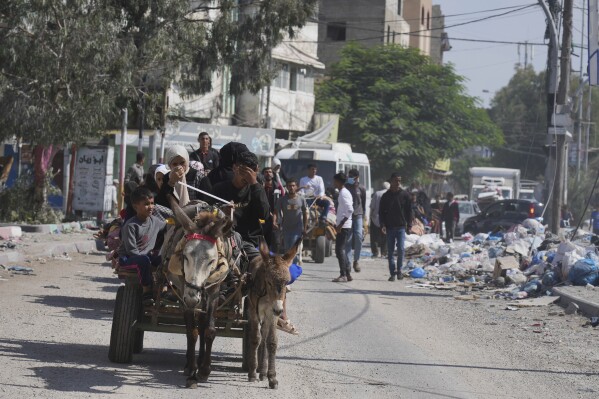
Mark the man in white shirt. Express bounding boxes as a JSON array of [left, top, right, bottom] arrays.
[[299, 163, 330, 223], [332, 172, 354, 282]]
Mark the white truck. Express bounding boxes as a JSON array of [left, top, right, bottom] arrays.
[[469, 167, 521, 203]]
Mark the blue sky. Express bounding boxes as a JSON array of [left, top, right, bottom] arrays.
[[434, 1, 587, 108]]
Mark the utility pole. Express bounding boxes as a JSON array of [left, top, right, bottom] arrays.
[[538, 0, 560, 229], [576, 0, 586, 181], [550, 0, 573, 233], [119, 108, 128, 211]]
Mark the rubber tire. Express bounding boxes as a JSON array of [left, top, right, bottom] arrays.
[[325, 238, 332, 257], [313, 235, 326, 264], [108, 284, 141, 363], [241, 296, 250, 372]]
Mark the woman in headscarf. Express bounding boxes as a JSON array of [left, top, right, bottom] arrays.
[[142, 164, 169, 196], [155, 145, 204, 208]]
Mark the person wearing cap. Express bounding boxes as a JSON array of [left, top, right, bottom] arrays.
[[345, 168, 367, 272], [190, 131, 220, 174], [379, 173, 412, 281], [370, 181, 389, 258], [155, 145, 203, 208]]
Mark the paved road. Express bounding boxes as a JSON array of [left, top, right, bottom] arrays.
[[0, 250, 598, 398]]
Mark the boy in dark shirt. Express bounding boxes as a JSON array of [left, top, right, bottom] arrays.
[[118, 187, 166, 305]]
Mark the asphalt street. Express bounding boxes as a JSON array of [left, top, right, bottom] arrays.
[[0, 250, 598, 398]]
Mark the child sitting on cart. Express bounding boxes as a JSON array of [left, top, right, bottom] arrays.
[[117, 187, 167, 306]]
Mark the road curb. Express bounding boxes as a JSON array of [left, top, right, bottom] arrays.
[[553, 287, 599, 317]]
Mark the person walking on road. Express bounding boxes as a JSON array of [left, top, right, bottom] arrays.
[[125, 151, 145, 184], [345, 168, 366, 272], [379, 173, 412, 281], [273, 178, 307, 264], [370, 182, 389, 257], [332, 172, 354, 282], [442, 192, 459, 243]]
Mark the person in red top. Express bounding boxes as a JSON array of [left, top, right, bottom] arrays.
[[441, 192, 459, 243]]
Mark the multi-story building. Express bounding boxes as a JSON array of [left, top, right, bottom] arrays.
[[402, 0, 432, 56], [430, 4, 451, 64], [317, 0, 410, 68], [167, 5, 324, 141]]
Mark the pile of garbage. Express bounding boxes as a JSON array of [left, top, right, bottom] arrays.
[[401, 219, 599, 301]]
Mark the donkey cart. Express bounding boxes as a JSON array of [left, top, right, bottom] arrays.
[[108, 267, 251, 370]]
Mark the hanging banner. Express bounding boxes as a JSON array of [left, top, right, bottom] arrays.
[[590, 0, 599, 85]]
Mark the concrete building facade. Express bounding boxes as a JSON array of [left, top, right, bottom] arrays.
[[317, 0, 410, 68], [167, 4, 324, 138], [402, 0, 432, 56]]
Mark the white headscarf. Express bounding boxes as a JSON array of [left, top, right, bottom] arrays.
[[154, 164, 169, 181], [165, 145, 190, 206]]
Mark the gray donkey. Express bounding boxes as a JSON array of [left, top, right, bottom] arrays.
[[247, 237, 301, 389]]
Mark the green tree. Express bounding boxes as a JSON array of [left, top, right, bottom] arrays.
[[0, 0, 316, 212], [488, 66, 548, 180], [316, 43, 502, 182]]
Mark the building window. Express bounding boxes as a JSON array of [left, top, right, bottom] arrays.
[[427, 11, 430, 30], [273, 64, 289, 89], [290, 66, 298, 91], [421, 7, 424, 25], [398, 0, 402, 15], [326, 22, 346, 41], [272, 64, 314, 93], [387, 25, 391, 43]]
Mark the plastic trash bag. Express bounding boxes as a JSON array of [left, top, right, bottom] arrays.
[[409, 267, 426, 278], [568, 258, 599, 286]]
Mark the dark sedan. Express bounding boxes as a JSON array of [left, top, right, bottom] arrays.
[[462, 200, 544, 234]]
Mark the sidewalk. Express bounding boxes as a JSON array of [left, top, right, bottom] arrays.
[[0, 223, 99, 264], [553, 286, 599, 317]]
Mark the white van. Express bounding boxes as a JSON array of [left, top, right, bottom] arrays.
[[275, 142, 372, 217]]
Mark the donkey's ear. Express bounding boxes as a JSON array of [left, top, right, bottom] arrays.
[[168, 194, 197, 232], [258, 237, 270, 261], [282, 236, 302, 266]]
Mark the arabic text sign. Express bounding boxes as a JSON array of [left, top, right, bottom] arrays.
[[73, 146, 114, 212]]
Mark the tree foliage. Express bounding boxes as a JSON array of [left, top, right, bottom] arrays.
[[316, 43, 502, 181], [488, 66, 548, 180], [0, 0, 317, 145]]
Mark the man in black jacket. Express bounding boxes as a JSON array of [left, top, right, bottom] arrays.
[[379, 172, 413, 281], [190, 132, 220, 173]]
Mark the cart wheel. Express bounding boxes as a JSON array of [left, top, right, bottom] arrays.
[[313, 235, 326, 263], [325, 238, 332, 257], [241, 296, 250, 372], [109, 284, 141, 363]]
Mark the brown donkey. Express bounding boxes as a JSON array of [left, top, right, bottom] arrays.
[[247, 237, 301, 389]]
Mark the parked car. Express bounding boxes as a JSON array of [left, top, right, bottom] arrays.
[[456, 201, 481, 235], [462, 200, 544, 234]]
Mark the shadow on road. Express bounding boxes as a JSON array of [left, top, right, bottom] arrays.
[[0, 338, 246, 392], [23, 294, 114, 321]]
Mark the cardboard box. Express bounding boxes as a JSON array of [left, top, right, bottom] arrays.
[[493, 256, 520, 279]]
